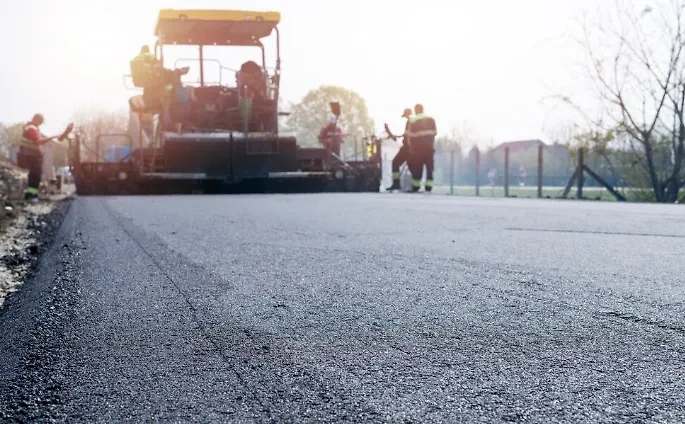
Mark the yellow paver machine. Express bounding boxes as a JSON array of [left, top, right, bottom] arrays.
[[70, 9, 381, 194]]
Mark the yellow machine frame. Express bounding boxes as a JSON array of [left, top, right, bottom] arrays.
[[150, 8, 282, 89], [154, 9, 281, 46]]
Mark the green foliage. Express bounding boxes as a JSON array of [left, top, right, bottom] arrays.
[[626, 188, 658, 202], [513, 144, 573, 178], [569, 128, 615, 153], [284, 85, 374, 147], [567, 127, 660, 191]]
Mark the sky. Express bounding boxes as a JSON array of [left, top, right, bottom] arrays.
[[0, 0, 604, 147]]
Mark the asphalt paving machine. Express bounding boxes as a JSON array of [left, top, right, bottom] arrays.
[[70, 9, 381, 195]]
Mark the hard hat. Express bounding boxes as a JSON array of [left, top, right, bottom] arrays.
[[401, 108, 412, 118]]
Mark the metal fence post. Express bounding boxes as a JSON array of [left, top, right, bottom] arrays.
[[504, 147, 510, 197], [537, 144, 543, 198], [577, 147, 584, 199], [475, 148, 480, 196], [450, 149, 455, 195], [354, 135, 358, 161]]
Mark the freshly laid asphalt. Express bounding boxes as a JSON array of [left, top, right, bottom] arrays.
[[1, 193, 685, 423]]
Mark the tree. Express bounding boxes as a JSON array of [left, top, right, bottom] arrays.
[[284, 85, 374, 148], [430, 121, 486, 186], [0, 123, 25, 160], [567, 0, 685, 202], [435, 121, 478, 151]]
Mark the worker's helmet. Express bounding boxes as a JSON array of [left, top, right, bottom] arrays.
[[32, 113, 44, 125], [401, 108, 412, 118], [240, 60, 261, 74]]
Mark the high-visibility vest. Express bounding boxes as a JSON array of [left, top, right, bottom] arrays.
[[408, 113, 437, 146], [366, 141, 378, 157], [20, 123, 43, 153], [130, 52, 159, 88]]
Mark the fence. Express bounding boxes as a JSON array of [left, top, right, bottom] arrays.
[[380, 143, 629, 201], [339, 135, 367, 162]]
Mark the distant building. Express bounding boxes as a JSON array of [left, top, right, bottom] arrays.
[[492, 139, 545, 157], [491, 139, 570, 163]]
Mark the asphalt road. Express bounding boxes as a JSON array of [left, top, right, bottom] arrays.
[[2, 193, 685, 423]]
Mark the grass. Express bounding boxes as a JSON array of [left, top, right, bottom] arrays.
[[429, 185, 625, 201]]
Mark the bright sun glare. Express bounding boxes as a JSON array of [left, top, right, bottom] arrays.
[[2, 0, 603, 143]]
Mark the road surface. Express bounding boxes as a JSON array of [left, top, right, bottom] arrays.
[[1, 194, 685, 422]]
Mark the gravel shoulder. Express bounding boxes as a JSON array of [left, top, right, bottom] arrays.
[[0, 194, 73, 309], [0, 193, 75, 422], [0, 195, 74, 314]]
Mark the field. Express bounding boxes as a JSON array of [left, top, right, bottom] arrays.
[[429, 184, 632, 201]]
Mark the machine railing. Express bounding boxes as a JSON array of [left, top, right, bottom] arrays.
[[173, 57, 235, 86], [172, 58, 278, 99]]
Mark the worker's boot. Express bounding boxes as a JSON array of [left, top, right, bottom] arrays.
[[385, 178, 401, 191], [24, 193, 38, 203], [411, 179, 421, 193], [24, 187, 39, 202]]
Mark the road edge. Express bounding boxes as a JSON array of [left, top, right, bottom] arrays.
[[0, 196, 80, 422]]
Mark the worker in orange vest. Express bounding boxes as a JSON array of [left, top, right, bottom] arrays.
[[318, 114, 344, 157], [18, 114, 54, 201]]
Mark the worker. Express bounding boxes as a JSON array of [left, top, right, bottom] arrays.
[[165, 66, 198, 131], [131, 45, 191, 112], [17, 114, 53, 202], [318, 114, 344, 157], [407, 103, 437, 192], [237, 60, 266, 98], [130, 45, 161, 91], [131, 45, 195, 131], [385, 108, 413, 191], [235, 61, 266, 130]]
